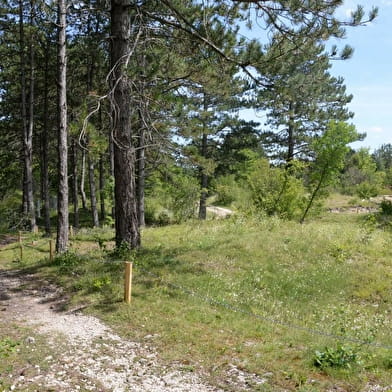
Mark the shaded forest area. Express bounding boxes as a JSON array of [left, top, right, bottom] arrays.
[[2, 0, 391, 252]]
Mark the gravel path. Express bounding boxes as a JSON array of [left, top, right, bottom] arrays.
[[0, 270, 223, 392]]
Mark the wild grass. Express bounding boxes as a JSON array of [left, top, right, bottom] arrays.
[[0, 212, 391, 391]]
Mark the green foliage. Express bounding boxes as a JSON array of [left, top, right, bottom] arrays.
[[340, 148, 384, 197], [314, 345, 359, 369], [247, 159, 307, 219], [0, 338, 19, 359], [211, 175, 243, 206], [380, 199, 392, 215], [0, 192, 27, 231], [53, 251, 87, 273], [145, 169, 199, 225], [355, 181, 380, 199]]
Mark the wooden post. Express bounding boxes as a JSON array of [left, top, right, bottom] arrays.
[[19, 231, 23, 260], [124, 261, 133, 304], [69, 225, 74, 238], [49, 239, 54, 262]]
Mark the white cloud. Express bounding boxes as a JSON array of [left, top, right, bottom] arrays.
[[381, 0, 392, 6]]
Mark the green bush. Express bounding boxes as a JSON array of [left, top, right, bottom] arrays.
[[247, 159, 307, 219], [0, 192, 27, 231], [0, 338, 19, 358], [314, 345, 359, 369], [53, 251, 88, 273], [380, 199, 392, 215], [355, 181, 381, 199]]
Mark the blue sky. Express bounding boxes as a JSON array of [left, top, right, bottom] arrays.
[[331, 0, 392, 151], [240, 1, 392, 152]]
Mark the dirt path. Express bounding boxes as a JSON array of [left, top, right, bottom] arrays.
[[0, 269, 224, 392]]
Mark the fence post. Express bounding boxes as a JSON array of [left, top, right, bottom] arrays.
[[124, 261, 133, 304], [49, 239, 54, 262], [18, 231, 23, 260]]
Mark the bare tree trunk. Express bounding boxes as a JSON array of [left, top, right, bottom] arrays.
[[99, 155, 106, 222], [110, 0, 140, 248], [56, 0, 68, 253], [287, 102, 295, 164], [19, 0, 29, 218], [71, 139, 79, 228], [26, 0, 37, 231], [198, 136, 208, 220], [199, 94, 208, 220], [42, 40, 51, 236], [80, 147, 87, 210], [109, 131, 115, 219], [137, 127, 146, 227], [88, 153, 99, 227]]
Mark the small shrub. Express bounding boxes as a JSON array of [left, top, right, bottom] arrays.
[[0, 338, 19, 358], [92, 276, 112, 291], [380, 199, 392, 215], [108, 241, 133, 261], [53, 251, 87, 273], [314, 345, 359, 369]]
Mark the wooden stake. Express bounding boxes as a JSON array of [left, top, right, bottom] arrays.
[[18, 231, 23, 261], [49, 239, 54, 262], [124, 261, 133, 304], [69, 225, 74, 238]]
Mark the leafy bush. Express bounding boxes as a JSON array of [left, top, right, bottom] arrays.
[[247, 159, 307, 219], [0, 192, 28, 231], [314, 345, 359, 369], [0, 338, 19, 358], [355, 181, 381, 199], [145, 171, 198, 225], [53, 251, 88, 273], [380, 199, 392, 215]]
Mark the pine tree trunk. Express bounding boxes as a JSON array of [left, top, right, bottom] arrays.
[[137, 126, 146, 227], [80, 147, 87, 210], [111, 0, 140, 248], [109, 131, 115, 219], [198, 132, 208, 220], [71, 139, 79, 228], [88, 153, 99, 227], [56, 0, 69, 253], [26, 0, 37, 231], [19, 0, 29, 218], [99, 156, 106, 222], [42, 45, 51, 236]]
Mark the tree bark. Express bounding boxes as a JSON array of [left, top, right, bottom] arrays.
[[26, 0, 37, 231], [198, 132, 208, 220], [56, 0, 69, 253], [80, 147, 87, 210], [110, 0, 140, 248], [136, 126, 146, 227], [99, 155, 106, 222], [199, 94, 208, 220], [88, 153, 99, 227], [71, 139, 79, 228], [41, 39, 51, 236]]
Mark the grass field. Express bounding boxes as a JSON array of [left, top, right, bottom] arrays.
[[0, 211, 391, 391]]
